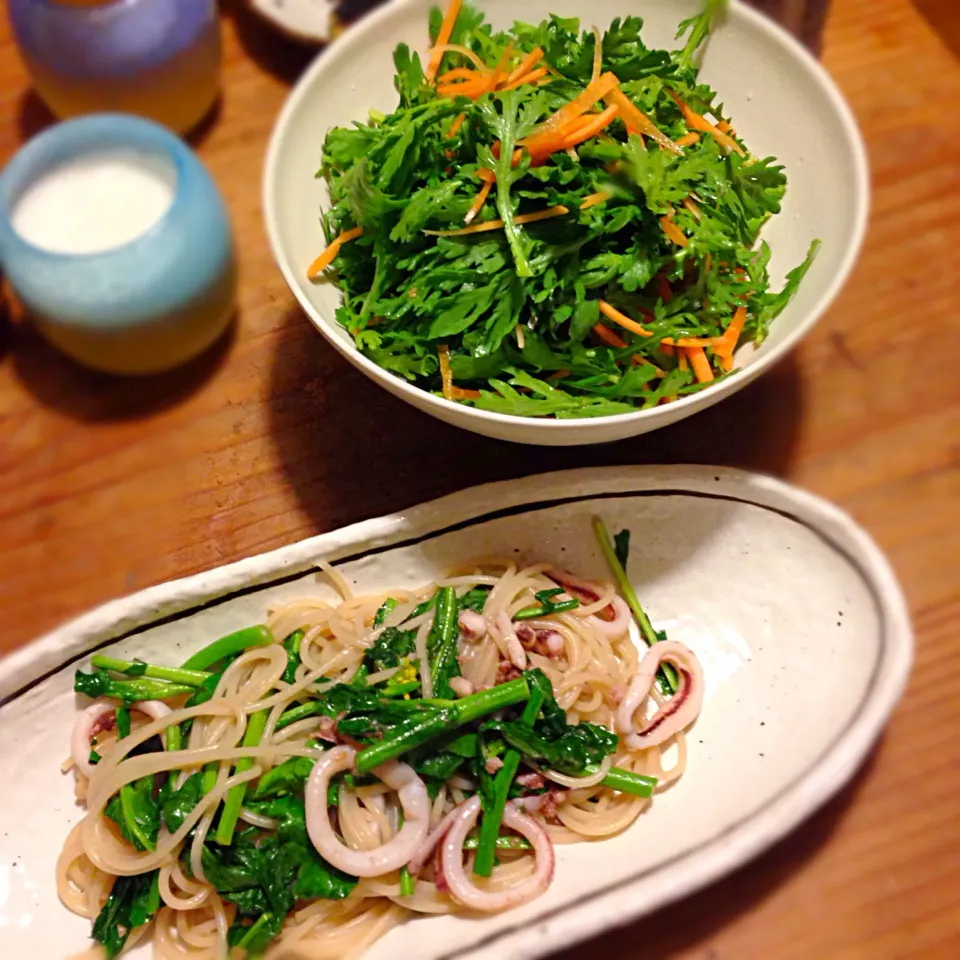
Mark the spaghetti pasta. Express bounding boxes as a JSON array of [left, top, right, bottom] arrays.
[[60, 547, 702, 959]]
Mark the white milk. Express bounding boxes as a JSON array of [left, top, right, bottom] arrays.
[[11, 149, 177, 255]]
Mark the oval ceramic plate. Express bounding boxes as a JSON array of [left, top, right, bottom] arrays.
[[0, 467, 911, 959]]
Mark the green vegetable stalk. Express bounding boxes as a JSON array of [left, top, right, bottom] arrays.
[[354, 677, 530, 773], [473, 683, 546, 877], [215, 710, 269, 846], [182, 625, 273, 671], [90, 655, 211, 687], [592, 516, 678, 694]]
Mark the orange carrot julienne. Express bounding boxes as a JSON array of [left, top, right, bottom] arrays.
[[716, 120, 734, 134], [661, 343, 675, 357], [446, 112, 466, 138], [561, 104, 619, 148], [661, 336, 725, 347], [686, 345, 714, 383], [675, 132, 700, 147], [464, 176, 494, 224], [505, 47, 544, 86], [438, 67, 481, 83], [438, 344, 455, 399], [678, 350, 690, 373], [450, 386, 481, 400], [426, 0, 464, 82], [682, 196, 702, 221], [631, 355, 666, 378], [593, 322, 627, 349], [715, 305, 747, 363], [547, 369, 570, 380], [423, 205, 569, 237], [500, 66, 549, 91], [598, 300, 653, 337], [579, 191, 611, 210], [429, 42, 490, 74], [603, 88, 680, 155], [660, 215, 688, 247], [521, 72, 620, 159], [306, 226, 363, 279], [667, 90, 744, 156]]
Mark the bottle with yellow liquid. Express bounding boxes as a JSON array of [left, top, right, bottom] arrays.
[[9, 0, 221, 135]]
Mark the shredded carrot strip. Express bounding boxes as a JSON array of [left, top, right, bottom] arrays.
[[505, 48, 544, 86], [465, 177, 495, 224], [477, 167, 496, 184], [439, 42, 513, 100], [521, 72, 620, 159], [682, 196, 702, 221], [446, 112, 467, 138], [429, 42, 490, 74], [660, 215, 688, 247], [500, 66, 549, 91], [661, 395, 679, 404], [715, 305, 747, 366], [675, 132, 700, 147], [306, 226, 363, 279], [686, 345, 714, 383], [661, 336, 725, 347], [603, 88, 680, 154], [631, 355, 666, 378], [423, 205, 569, 237], [657, 275, 672, 303], [426, 0, 464, 82], [591, 28, 603, 83], [598, 300, 653, 337], [667, 90, 744, 155], [450, 386, 481, 400], [438, 344, 455, 399], [437, 80, 487, 100], [561, 104, 619, 148], [547, 369, 570, 380], [678, 350, 689, 373], [716, 120, 735, 134], [565, 147, 579, 160], [661, 343, 675, 357], [593, 322, 627, 349], [579, 191, 611, 210], [438, 67, 482, 83]]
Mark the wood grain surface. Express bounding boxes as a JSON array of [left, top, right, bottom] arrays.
[[1, 0, 958, 956]]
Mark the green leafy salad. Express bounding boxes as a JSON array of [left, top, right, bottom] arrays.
[[309, 0, 818, 418]]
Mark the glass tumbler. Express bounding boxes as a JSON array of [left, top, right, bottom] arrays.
[[8, 0, 221, 135]]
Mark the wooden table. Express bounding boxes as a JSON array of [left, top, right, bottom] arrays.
[[1, 1, 958, 956]]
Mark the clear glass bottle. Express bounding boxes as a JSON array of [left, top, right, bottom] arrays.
[[8, 0, 221, 135]]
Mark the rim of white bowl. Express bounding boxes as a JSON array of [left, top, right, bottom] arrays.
[[263, 0, 870, 433]]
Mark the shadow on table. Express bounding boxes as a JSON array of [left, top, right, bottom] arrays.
[[546, 744, 880, 960], [220, 0, 317, 86], [266, 302, 805, 537], [913, 0, 960, 60], [5, 314, 236, 422]]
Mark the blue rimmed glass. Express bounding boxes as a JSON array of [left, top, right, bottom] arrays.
[[8, 0, 220, 135], [0, 114, 236, 374]]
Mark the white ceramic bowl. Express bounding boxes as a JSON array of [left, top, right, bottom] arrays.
[[264, 0, 869, 446]]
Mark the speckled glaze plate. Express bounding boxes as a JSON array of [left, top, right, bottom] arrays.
[[0, 467, 912, 959]]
